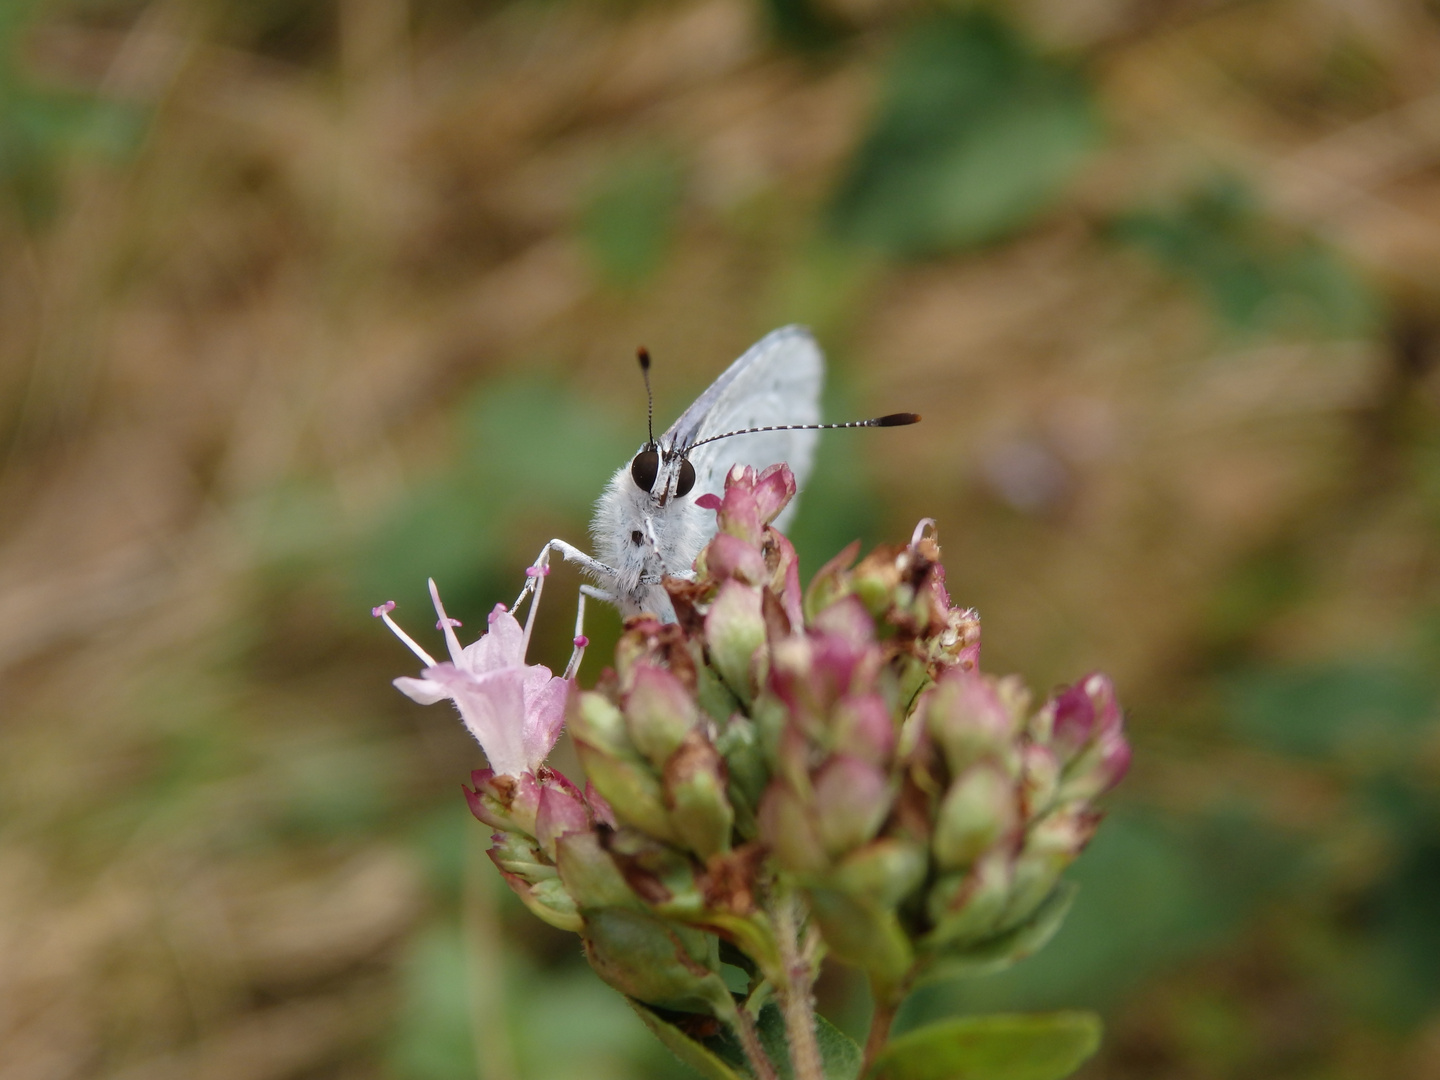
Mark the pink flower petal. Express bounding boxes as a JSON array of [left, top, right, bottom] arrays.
[[459, 607, 527, 676], [424, 663, 532, 778], [521, 669, 569, 770], [393, 676, 451, 705]]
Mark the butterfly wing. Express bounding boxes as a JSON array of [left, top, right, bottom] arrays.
[[664, 325, 824, 529]]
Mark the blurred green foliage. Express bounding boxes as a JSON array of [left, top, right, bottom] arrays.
[[829, 9, 1099, 256], [580, 151, 687, 289], [390, 922, 480, 1080], [0, 1, 148, 225], [1112, 180, 1378, 338], [757, 0, 840, 51], [1225, 663, 1436, 761]]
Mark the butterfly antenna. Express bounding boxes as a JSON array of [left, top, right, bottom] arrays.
[[687, 412, 921, 450], [637, 346, 656, 450]]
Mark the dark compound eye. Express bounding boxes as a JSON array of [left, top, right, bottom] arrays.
[[676, 458, 696, 498], [630, 449, 659, 492], [631, 530, 644, 546]]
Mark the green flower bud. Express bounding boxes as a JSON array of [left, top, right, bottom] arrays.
[[828, 839, 928, 909], [926, 849, 1014, 947], [758, 780, 828, 875], [554, 830, 638, 909], [488, 832, 582, 932], [1020, 744, 1060, 820], [581, 907, 735, 1016], [850, 545, 904, 617], [602, 826, 709, 916], [625, 664, 699, 769], [1003, 807, 1098, 926], [714, 715, 766, 839], [571, 692, 680, 845], [807, 887, 914, 995], [932, 764, 1019, 872], [803, 540, 860, 622], [663, 732, 735, 860]]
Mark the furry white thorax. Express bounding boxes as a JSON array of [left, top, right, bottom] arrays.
[[589, 449, 714, 620]]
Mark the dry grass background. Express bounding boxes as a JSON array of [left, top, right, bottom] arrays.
[[2, 0, 1440, 1078]]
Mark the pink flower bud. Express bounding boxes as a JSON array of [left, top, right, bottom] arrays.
[[536, 780, 591, 860], [832, 692, 897, 764], [813, 755, 892, 859], [705, 579, 766, 704], [702, 532, 770, 586], [752, 463, 797, 525], [464, 768, 542, 836], [924, 670, 1022, 779]]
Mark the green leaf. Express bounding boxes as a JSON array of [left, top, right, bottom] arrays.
[[755, 1002, 863, 1080], [869, 1012, 1100, 1080], [627, 999, 748, 1080], [830, 10, 1099, 257], [631, 998, 862, 1080]]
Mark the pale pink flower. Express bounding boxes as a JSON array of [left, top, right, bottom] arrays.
[[373, 580, 568, 777]]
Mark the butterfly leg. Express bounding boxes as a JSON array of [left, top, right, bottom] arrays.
[[514, 539, 617, 654], [561, 584, 616, 679]]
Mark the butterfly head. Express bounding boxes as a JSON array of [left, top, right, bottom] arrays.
[[629, 346, 698, 508], [629, 445, 696, 506]]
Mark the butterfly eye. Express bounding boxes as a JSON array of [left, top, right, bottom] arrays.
[[630, 450, 660, 493], [676, 458, 696, 498]]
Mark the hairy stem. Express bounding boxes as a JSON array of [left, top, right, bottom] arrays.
[[733, 1007, 780, 1080], [772, 889, 824, 1080]]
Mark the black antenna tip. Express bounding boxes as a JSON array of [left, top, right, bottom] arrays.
[[875, 412, 921, 427], [637, 346, 651, 371]]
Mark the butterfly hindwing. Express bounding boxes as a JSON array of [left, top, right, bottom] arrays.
[[666, 325, 824, 527]]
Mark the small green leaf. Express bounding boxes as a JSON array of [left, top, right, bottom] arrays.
[[627, 999, 748, 1080], [816, 1013, 865, 1080], [869, 1012, 1101, 1080], [756, 1003, 863, 1080]]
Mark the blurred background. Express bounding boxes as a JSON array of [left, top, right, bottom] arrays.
[[2, 0, 1439, 1077]]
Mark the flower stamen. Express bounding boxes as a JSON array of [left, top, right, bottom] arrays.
[[429, 577, 466, 664], [371, 601, 438, 667]]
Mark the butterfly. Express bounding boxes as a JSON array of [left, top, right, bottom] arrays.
[[517, 325, 917, 674]]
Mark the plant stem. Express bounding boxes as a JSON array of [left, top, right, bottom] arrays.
[[860, 995, 898, 1076], [733, 1007, 780, 1080], [772, 889, 824, 1080]]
